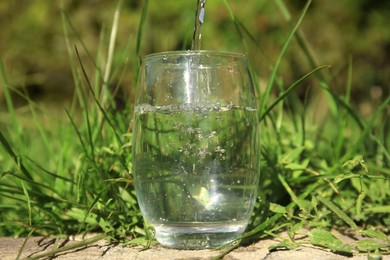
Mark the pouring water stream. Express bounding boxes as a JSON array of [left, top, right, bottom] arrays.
[[192, 0, 207, 50]]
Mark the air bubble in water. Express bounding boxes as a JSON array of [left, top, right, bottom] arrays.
[[212, 103, 221, 111]]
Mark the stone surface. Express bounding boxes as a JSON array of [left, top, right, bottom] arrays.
[[0, 232, 386, 260]]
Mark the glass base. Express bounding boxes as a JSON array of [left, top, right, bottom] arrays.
[[154, 222, 247, 249]]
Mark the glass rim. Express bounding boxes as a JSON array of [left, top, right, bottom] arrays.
[[143, 50, 246, 61]]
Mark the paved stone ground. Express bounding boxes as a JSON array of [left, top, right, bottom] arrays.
[[0, 232, 386, 260]]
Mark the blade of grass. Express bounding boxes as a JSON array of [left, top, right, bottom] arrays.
[[222, 0, 272, 69], [136, 0, 149, 57], [0, 187, 24, 196], [241, 181, 320, 240], [74, 47, 122, 147], [104, 36, 134, 108], [74, 46, 129, 172], [259, 65, 330, 121], [1, 80, 62, 160], [368, 165, 390, 176], [277, 174, 299, 206], [21, 181, 32, 226], [317, 196, 359, 231], [94, 26, 106, 95], [259, 0, 312, 119], [0, 130, 33, 181], [64, 109, 98, 172], [274, 0, 319, 78], [222, 0, 276, 103], [356, 191, 365, 216], [0, 191, 73, 227], [101, 0, 123, 106], [334, 58, 354, 161], [0, 193, 36, 205], [3, 171, 57, 195], [65, 109, 87, 153], [59, 4, 102, 81], [212, 241, 241, 260], [22, 91, 53, 157], [0, 182, 58, 200], [24, 233, 107, 260], [340, 94, 390, 163], [273, 0, 338, 116], [82, 86, 96, 164], [135, 0, 149, 83], [300, 86, 313, 149], [222, 0, 249, 53], [25, 157, 76, 184], [0, 60, 20, 135], [181, 20, 193, 50], [60, 5, 85, 114], [374, 134, 390, 164], [345, 57, 353, 104], [366, 205, 390, 213], [77, 191, 104, 235], [15, 228, 36, 260]]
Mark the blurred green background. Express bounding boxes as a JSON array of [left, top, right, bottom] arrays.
[[0, 0, 389, 116]]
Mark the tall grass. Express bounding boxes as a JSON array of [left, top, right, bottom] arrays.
[[0, 0, 389, 258], [0, 0, 143, 245]]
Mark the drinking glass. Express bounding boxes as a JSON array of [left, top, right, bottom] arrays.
[[132, 50, 260, 249]]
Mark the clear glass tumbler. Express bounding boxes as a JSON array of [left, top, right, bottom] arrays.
[[132, 51, 260, 249]]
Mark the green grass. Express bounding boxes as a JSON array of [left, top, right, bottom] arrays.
[[1, 0, 389, 258]]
